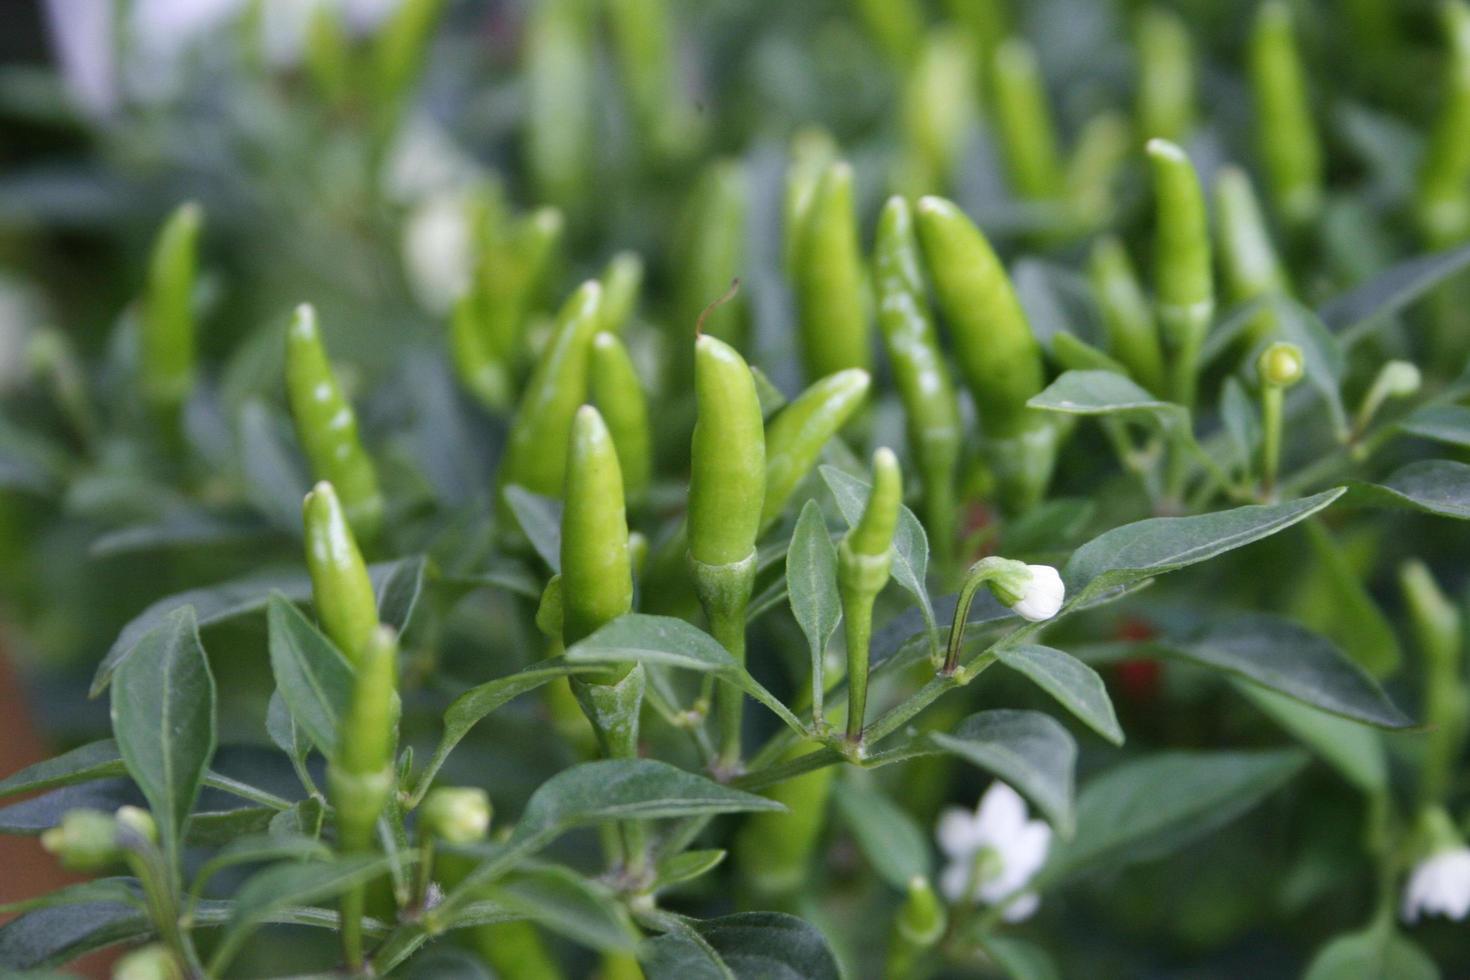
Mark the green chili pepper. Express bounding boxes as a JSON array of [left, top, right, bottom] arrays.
[[689, 335, 765, 772], [840, 449, 900, 741], [302, 482, 378, 665], [141, 201, 202, 413], [1146, 139, 1214, 408], [885, 875, 947, 978], [450, 291, 514, 411], [894, 29, 975, 197], [792, 161, 872, 382], [286, 304, 385, 542], [599, 251, 644, 336], [498, 281, 604, 520], [561, 405, 634, 646], [1088, 236, 1166, 396], [1249, 1, 1322, 226], [784, 129, 838, 281], [733, 744, 836, 898], [676, 161, 748, 361], [943, 0, 1008, 74], [608, 0, 699, 162], [1417, 1, 1470, 249], [1215, 165, 1290, 347], [1400, 559, 1468, 805], [590, 333, 652, 505], [873, 197, 960, 569], [436, 848, 566, 977], [1136, 6, 1195, 142], [853, 0, 922, 66], [1065, 111, 1131, 233], [525, 0, 593, 211], [372, 0, 444, 105], [991, 39, 1064, 202], [761, 368, 871, 530], [915, 196, 1055, 511]]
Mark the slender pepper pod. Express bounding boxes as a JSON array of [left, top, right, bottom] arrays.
[[1146, 139, 1214, 407], [450, 290, 513, 410], [607, 0, 700, 161], [991, 39, 1064, 203], [1214, 165, 1289, 347], [1136, 6, 1195, 142], [784, 128, 838, 281], [499, 281, 604, 517], [1065, 111, 1132, 232], [305, 3, 351, 107], [676, 161, 748, 359], [599, 251, 645, 336], [372, 0, 444, 106], [469, 206, 564, 382], [943, 0, 1009, 74], [761, 368, 872, 530], [874, 197, 960, 567], [561, 405, 634, 646], [689, 336, 766, 568], [1089, 236, 1167, 396], [286, 304, 385, 542], [1249, 1, 1323, 227], [853, 0, 923, 66], [793, 161, 873, 382], [303, 482, 378, 665], [141, 201, 202, 412], [840, 449, 901, 741], [1401, 560, 1468, 805], [525, 0, 593, 211], [733, 743, 836, 898], [1417, 1, 1470, 248], [894, 29, 976, 197], [590, 333, 652, 505], [885, 875, 947, 978]]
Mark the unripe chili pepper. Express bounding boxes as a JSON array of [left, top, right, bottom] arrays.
[[840, 449, 900, 741], [1416, 1, 1470, 249], [525, 0, 593, 211], [761, 368, 871, 531], [286, 305, 385, 542], [733, 744, 836, 898], [1214, 165, 1289, 347], [784, 129, 838, 281], [372, 0, 444, 105], [450, 290, 514, 410], [894, 29, 975, 197], [874, 197, 960, 568], [1065, 111, 1131, 232], [1401, 559, 1468, 804], [943, 0, 1009, 73], [688, 335, 765, 772], [1249, 1, 1322, 227], [991, 39, 1064, 203], [853, 0, 923, 66], [561, 405, 634, 646], [590, 333, 652, 506], [792, 161, 873, 382], [305, 3, 351, 108], [885, 875, 947, 978], [607, 0, 698, 161], [676, 161, 748, 359], [1146, 139, 1214, 408], [599, 251, 644, 336], [1089, 236, 1166, 396], [141, 201, 202, 412], [1136, 6, 1195, 142], [499, 281, 604, 518], [303, 482, 378, 665], [467, 206, 564, 388]]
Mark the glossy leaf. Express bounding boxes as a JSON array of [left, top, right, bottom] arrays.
[[930, 710, 1077, 836], [266, 594, 354, 758], [654, 850, 727, 891], [832, 777, 930, 889], [785, 501, 840, 697], [487, 865, 638, 952], [0, 740, 127, 800], [0, 878, 141, 918], [1348, 460, 1470, 519], [0, 901, 151, 971], [642, 912, 842, 980], [1028, 370, 1181, 421], [996, 645, 1124, 745]]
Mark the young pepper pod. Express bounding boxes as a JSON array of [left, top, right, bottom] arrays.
[[853, 0, 923, 66], [599, 251, 645, 336], [590, 333, 652, 506], [286, 304, 385, 543], [607, 0, 700, 162], [915, 196, 1055, 511], [561, 405, 635, 647], [525, 0, 593, 212], [885, 875, 947, 978], [1089, 236, 1166, 396], [303, 482, 378, 665], [498, 281, 604, 518], [873, 197, 960, 568], [1416, 1, 1470, 249], [991, 39, 1064, 203], [1249, 1, 1323, 227], [1214, 165, 1290, 347], [840, 449, 901, 742], [141, 201, 202, 413], [792, 161, 873, 382], [733, 743, 837, 899], [676, 161, 749, 361], [761, 368, 872, 531], [784, 128, 838, 281], [1146, 139, 1214, 408], [689, 335, 766, 771], [893, 29, 976, 197], [1135, 6, 1196, 142], [468, 205, 564, 388], [1400, 559, 1468, 805]]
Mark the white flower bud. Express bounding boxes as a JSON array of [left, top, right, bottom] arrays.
[[1010, 564, 1066, 622], [421, 787, 492, 844], [1379, 360, 1421, 399]]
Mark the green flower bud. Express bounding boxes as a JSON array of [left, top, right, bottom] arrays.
[[1136, 6, 1196, 142], [421, 787, 492, 844], [1380, 361, 1423, 398], [762, 369, 871, 530], [1257, 342, 1305, 388], [896, 874, 947, 946], [141, 201, 202, 412], [114, 805, 158, 847], [303, 481, 378, 666], [286, 305, 385, 542], [561, 406, 634, 646], [1147, 139, 1214, 406], [689, 336, 765, 567], [590, 333, 652, 505], [1250, 1, 1323, 226], [792, 161, 873, 382], [113, 943, 183, 980], [41, 809, 119, 872]]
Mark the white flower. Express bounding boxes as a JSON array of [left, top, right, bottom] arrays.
[[1402, 848, 1470, 923], [936, 782, 1051, 922], [1011, 564, 1065, 622]]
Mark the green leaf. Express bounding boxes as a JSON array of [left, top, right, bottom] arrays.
[[1348, 460, 1470, 519], [1239, 685, 1387, 793], [996, 645, 1124, 746], [0, 740, 126, 800], [1219, 378, 1259, 472], [821, 465, 937, 655], [192, 834, 331, 898], [89, 513, 269, 558], [377, 555, 429, 637], [487, 865, 638, 952], [1303, 925, 1439, 980], [930, 710, 1077, 836], [654, 850, 727, 891], [0, 879, 141, 917], [266, 594, 354, 759], [785, 501, 840, 699], [0, 902, 151, 971], [1399, 404, 1470, 449], [1065, 488, 1345, 598], [110, 606, 216, 863], [1318, 239, 1470, 337], [187, 807, 277, 846], [504, 484, 562, 572], [238, 398, 310, 531], [1296, 521, 1402, 677], [832, 776, 931, 889], [1028, 370, 1181, 421], [1151, 614, 1412, 728], [642, 912, 842, 980], [978, 934, 1062, 980], [1043, 750, 1307, 880], [565, 614, 807, 737]]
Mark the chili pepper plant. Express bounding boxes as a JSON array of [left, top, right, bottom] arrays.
[[2, 0, 1470, 977]]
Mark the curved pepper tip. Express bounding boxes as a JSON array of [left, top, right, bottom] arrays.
[[1145, 137, 1187, 164]]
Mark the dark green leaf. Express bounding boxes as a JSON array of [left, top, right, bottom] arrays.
[[832, 777, 930, 889], [1318, 239, 1470, 336], [0, 740, 125, 800], [1348, 460, 1470, 519], [0, 879, 141, 917], [930, 710, 1077, 836], [266, 594, 354, 758], [642, 912, 841, 980], [0, 902, 151, 971], [1399, 404, 1470, 449], [996, 645, 1124, 745], [979, 934, 1062, 980], [504, 484, 562, 572], [654, 850, 727, 892], [90, 512, 269, 558], [487, 865, 638, 952], [186, 807, 276, 846], [376, 555, 429, 637], [1239, 685, 1387, 793], [1028, 370, 1181, 422], [1303, 925, 1439, 980], [193, 833, 331, 897], [786, 501, 840, 697]]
